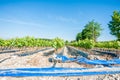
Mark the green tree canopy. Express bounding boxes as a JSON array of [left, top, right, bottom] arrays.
[[76, 32, 82, 41], [76, 20, 102, 42], [108, 10, 120, 41]]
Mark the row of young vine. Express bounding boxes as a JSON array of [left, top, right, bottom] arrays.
[[0, 36, 65, 50], [70, 39, 120, 49], [95, 41, 120, 49], [0, 36, 119, 50]]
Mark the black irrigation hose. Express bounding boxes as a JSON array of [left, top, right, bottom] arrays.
[[67, 46, 88, 58], [92, 50, 119, 58], [14, 48, 54, 57], [0, 50, 20, 54], [0, 57, 11, 63]]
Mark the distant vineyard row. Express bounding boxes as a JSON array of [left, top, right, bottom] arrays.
[[70, 39, 120, 49]]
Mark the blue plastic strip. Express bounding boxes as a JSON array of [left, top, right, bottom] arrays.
[[0, 67, 119, 77], [56, 55, 120, 66], [76, 58, 120, 66]]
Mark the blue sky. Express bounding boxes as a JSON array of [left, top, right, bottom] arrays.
[[0, 0, 120, 41]]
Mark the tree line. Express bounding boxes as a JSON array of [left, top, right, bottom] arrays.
[[76, 10, 120, 41]]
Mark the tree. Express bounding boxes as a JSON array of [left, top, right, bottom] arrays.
[[76, 32, 82, 41], [65, 40, 69, 45], [82, 20, 102, 42], [108, 11, 120, 41]]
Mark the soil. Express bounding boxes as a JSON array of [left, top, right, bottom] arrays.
[[0, 47, 119, 80]]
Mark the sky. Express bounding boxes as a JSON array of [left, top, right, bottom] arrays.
[[0, 0, 120, 41]]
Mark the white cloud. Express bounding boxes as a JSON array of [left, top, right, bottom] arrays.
[[0, 18, 44, 27], [47, 14, 78, 24], [56, 16, 78, 24]]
